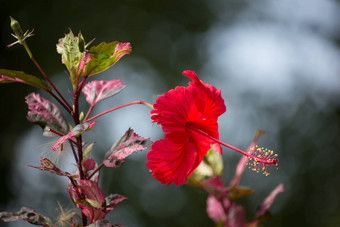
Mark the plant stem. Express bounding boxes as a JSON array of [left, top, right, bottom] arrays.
[[69, 141, 79, 165], [186, 125, 278, 165], [22, 40, 33, 58], [86, 101, 154, 122], [31, 57, 72, 112], [22, 41, 72, 112], [87, 162, 104, 180], [84, 105, 95, 122], [72, 86, 85, 180], [71, 75, 89, 226]]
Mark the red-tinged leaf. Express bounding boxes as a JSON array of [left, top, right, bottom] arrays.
[[226, 204, 246, 227], [79, 179, 105, 207], [86, 220, 123, 227], [52, 122, 96, 151], [83, 159, 96, 172], [26, 93, 68, 135], [104, 128, 152, 168], [82, 80, 125, 106], [82, 41, 131, 77], [201, 176, 227, 196], [0, 207, 53, 226], [206, 196, 246, 226], [256, 183, 284, 219], [83, 159, 99, 182], [77, 180, 126, 223], [206, 195, 227, 223], [78, 52, 91, 75], [105, 194, 127, 210], [0, 69, 51, 91], [27, 157, 74, 177]]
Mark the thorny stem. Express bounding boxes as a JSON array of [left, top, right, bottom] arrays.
[[187, 125, 278, 166], [85, 101, 154, 122]]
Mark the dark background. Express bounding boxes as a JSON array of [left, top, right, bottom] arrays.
[[1, 0, 340, 226]]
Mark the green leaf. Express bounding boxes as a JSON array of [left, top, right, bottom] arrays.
[[56, 30, 84, 88], [82, 41, 131, 77], [56, 30, 83, 72], [0, 69, 51, 91]]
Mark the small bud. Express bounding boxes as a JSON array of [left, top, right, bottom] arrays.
[[79, 111, 84, 121], [8, 16, 34, 48], [10, 16, 24, 40]]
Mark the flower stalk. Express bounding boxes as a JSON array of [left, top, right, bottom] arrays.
[[186, 124, 278, 175], [85, 101, 153, 122]]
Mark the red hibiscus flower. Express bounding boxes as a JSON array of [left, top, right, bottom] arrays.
[[147, 71, 278, 186], [147, 70, 226, 186]]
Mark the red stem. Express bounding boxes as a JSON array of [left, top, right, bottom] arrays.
[[87, 162, 104, 180], [187, 125, 278, 165], [85, 100, 153, 180], [30, 57, 72, 112], [69, 141, 79, 165], [71, 76, 89, 226], [47, 128, 64, 137], [73, 86, 85, 179], [85, 101, 153, 122], [84, 105, 95, 122]]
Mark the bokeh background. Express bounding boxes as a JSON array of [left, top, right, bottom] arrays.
[[1, 0, 340, 226]]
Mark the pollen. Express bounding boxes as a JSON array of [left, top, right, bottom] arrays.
[[246, 145, 278, 176]]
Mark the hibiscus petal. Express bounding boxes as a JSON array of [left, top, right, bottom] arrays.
[[151, 86, 202, 134], [183, 70, 226, 119], [146, 132, 199, 186], [187, 119, 222, 154]]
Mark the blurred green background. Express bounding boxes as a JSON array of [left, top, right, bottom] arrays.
[[1, 0, 340, 226]]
